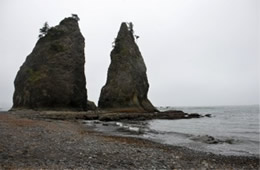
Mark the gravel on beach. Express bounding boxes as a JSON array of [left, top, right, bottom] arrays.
[[0, 112, 259, 169]]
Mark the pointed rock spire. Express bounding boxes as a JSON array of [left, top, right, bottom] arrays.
[[12, 17, 88, 110], [98, 22, 157, 112]]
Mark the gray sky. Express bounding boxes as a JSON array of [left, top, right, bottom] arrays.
[[0, 0, 259, 109]]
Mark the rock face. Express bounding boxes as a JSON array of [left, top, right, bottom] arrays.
[[87, 100, 97, 111], [12, 17, 88, 110], [98, 23, 157, 112]]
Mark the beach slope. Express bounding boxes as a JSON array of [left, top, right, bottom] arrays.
[[0, 112, 259, 169]]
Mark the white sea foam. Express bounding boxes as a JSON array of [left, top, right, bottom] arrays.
[[128, 127, 140, 132], [116, 122, 123, 127]]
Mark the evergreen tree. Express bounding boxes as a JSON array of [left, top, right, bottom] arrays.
[[71, 14, 80, 21], [39, 22, 49, 38], [128, 22, 134, 34]]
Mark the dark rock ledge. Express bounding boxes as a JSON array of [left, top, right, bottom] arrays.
[[10, 109, 205, 121]]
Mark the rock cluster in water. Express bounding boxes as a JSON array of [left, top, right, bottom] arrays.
[[12, 17, 88, 110], [12, 18, 157, 113], [98, 23, 157, 112]]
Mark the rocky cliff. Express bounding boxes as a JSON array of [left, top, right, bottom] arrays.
[[98, 23, 157, 112], [12, 17, 88, 110]]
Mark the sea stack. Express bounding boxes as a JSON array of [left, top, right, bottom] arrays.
[[98, 22, 157, 112], [12, 17, 88, 111]]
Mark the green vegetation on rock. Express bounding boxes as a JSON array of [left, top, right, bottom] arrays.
[[26, 69, 47, 84], [50, 43, 66, 52], [39, 22, 50, 38]]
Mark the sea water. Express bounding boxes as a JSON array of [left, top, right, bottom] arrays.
[[84, 105, 260, 157], [146, 105, 260, 156]]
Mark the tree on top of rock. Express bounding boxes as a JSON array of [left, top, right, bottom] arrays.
[[126, 22, 140, 40], [71, 14, 80, 21], [38, 22, 49, 38], [127, 22, 134, 34]]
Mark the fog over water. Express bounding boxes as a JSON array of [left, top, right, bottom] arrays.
[[0, 0, 259, 109]]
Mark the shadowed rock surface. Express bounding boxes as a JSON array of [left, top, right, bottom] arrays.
[[87, 100, 97, 111], [98, 23, 157, 113], [10, 110, 201, 121], [12, 17, 88, 111]]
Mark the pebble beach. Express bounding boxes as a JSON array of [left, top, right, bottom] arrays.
[[0, 111, 259, 169]]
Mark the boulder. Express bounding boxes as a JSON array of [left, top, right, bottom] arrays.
[[188, 113, 202, 118], [98, 22, 157, 113], [87, 100, 97, 111], [191, 135, 220, 144], [12, 17, 88, 111]]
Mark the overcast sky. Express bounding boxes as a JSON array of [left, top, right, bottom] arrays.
[[0, 0, 259, 109]]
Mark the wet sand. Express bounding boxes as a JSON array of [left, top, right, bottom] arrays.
[[0, 111, 259, 169]]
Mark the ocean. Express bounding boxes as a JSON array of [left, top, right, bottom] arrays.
[[147, 105, 260, 156], [84, 105, 260, 157]]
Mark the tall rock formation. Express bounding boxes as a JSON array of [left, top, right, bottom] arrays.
[[98, 23, 157, 112], [12, 17, 88, 110]]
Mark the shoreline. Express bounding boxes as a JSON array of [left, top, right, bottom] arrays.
[[0, 111, 259, 169], [81, 119, 260, 158]]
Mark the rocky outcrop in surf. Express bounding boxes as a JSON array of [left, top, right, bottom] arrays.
[[98, 23, 157, 112], [12, 16, 88, 111]]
